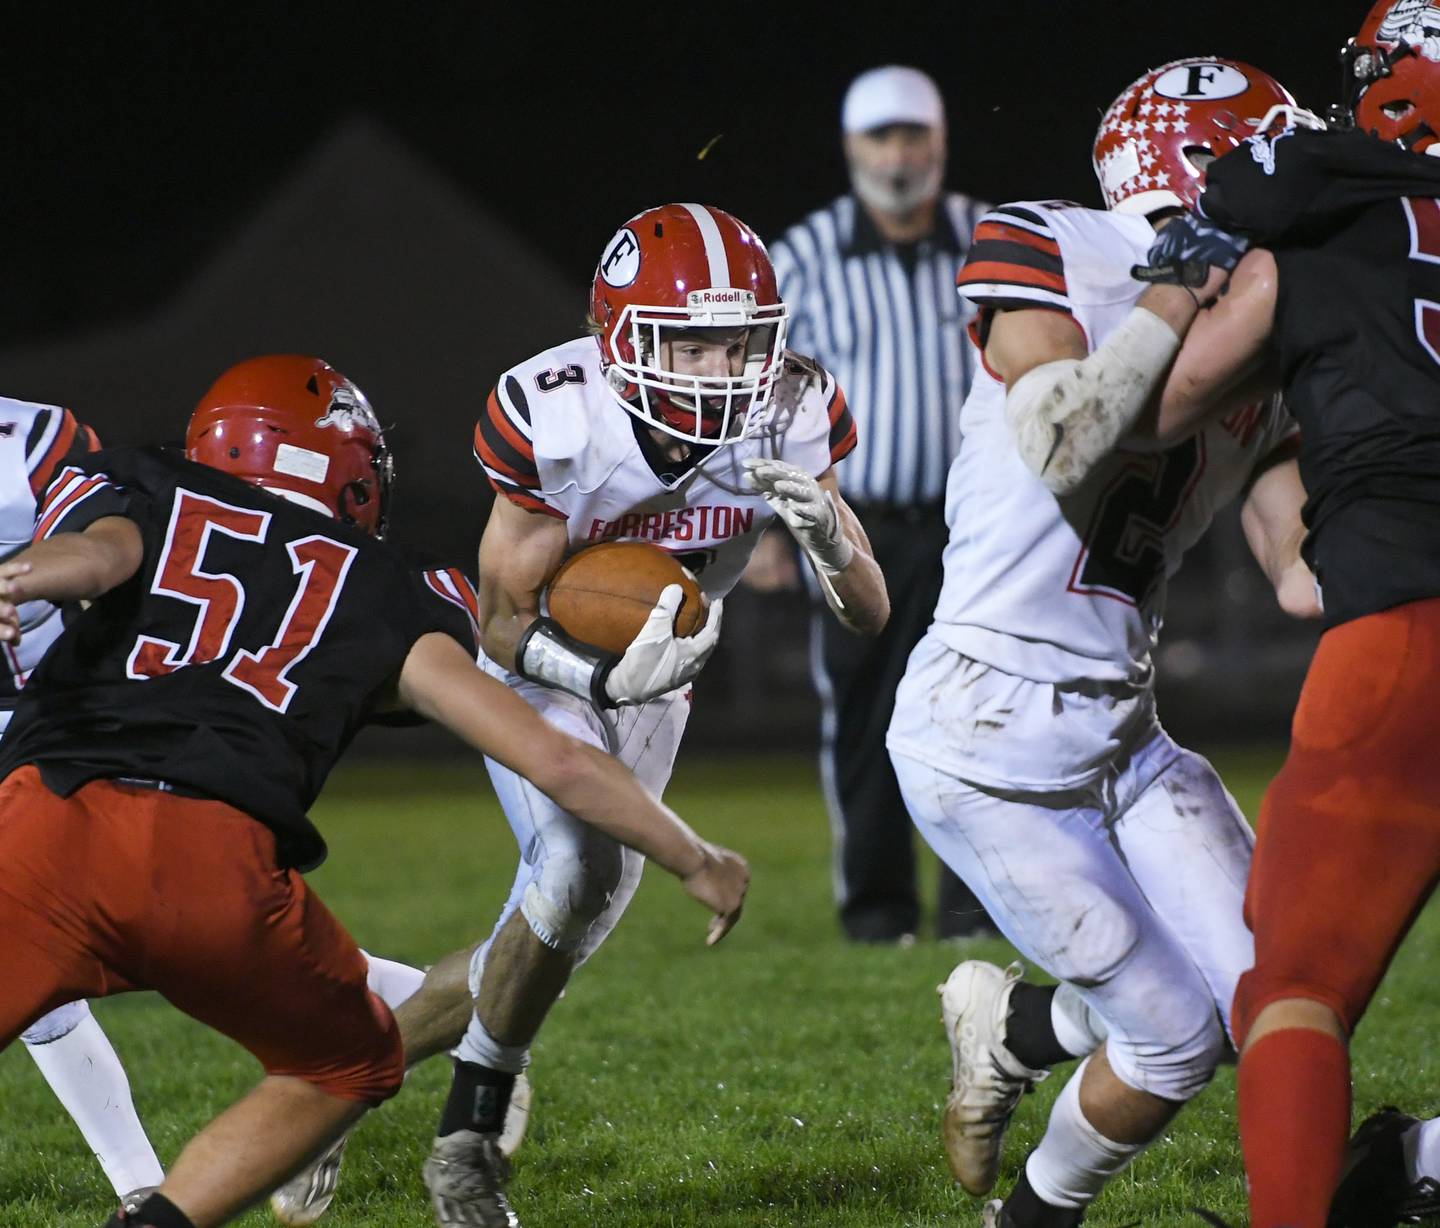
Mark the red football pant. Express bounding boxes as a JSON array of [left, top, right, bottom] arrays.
[[1234, 598, 1440, 1043], [1233, 598, 1440, 1226], [0, 766, 404, 1103]]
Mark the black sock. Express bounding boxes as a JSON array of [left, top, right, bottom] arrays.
[[127, 1193, 197, 1228], [1004, 1165, 1085, 1227], [438, 1059, 516, 1137], [1005, 982, 1074, 1069]]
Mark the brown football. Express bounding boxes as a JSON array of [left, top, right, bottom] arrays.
[[546, 541, 704, 655]]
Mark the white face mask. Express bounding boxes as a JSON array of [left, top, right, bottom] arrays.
[[851, 159, 944, 215]]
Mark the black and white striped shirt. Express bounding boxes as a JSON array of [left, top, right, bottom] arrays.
[[769, 191, 987, 507]]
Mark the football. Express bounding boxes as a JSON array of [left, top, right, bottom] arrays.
[[546, 541, 704, 655]]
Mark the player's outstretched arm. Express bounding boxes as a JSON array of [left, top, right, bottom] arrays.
[[397, 631, 749, 943], [1148, 248, 1280, 445], [1241, 457, 1321, 620], [0, 517, 143, 644], [743, 461, 888, 636]]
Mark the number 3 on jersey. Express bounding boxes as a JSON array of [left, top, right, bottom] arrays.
[[127, 489, 357, 712]]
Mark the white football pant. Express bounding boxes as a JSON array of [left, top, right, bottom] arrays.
[[459, 660, 689, 1070], [890, 666, 1253, 1101]]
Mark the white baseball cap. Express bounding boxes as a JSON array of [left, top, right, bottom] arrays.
[[842, 65, 945, 135]]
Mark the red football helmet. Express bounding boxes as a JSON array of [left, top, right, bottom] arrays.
[[589, 203, 788, 446], [186, 355, 393, 537], [1342, 0, 1440, 153], [1093, 58, 1317, 215]]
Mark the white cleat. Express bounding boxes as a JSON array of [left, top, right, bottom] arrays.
[[423, 1129, 520, 1228], [270, 1132, 350, 1226], [498, 1070, 532, 1158], [982, 1198, 1009, 1227], [939, 960, 1048, 1195]]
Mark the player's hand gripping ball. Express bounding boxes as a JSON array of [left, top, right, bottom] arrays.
[[546, 540, 704, 655]]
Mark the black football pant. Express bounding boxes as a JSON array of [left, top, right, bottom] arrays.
[[810, 504, 994, 942]]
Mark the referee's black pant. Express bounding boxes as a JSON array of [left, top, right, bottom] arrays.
[[810, 503, 994, 942]]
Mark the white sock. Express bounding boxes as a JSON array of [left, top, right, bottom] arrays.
[[1024, 1056, 1148, 1208], [457, 1012, 529, 1075], [1051, 984, 1108, 1058], [362, 951, 426, 1009], [24, 1009, 165, 1197], [1404, 1116, 1440, 1184]]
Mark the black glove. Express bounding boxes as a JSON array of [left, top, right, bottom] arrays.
[[1131, 211, 1250, 288]]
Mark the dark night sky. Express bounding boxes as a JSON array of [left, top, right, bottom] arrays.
[[2, 3, 1369, 343]]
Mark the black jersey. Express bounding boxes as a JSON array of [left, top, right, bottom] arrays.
[[0, 447, 479, 869], [1203, 126, 1440, 626]]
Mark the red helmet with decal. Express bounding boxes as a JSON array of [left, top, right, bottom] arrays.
[[1342, 0, 1440, 153], [589, 203, 788, 446], [186, 355, 394, 537], [1093, 58, 1314, 215]]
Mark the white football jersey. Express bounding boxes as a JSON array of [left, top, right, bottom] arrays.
[[933, 201, 1297, 686], [0, 397, 96, 724], [474, 337, 856, 605]]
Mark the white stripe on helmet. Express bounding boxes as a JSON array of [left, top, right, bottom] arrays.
[[679, 202, 732, 287]]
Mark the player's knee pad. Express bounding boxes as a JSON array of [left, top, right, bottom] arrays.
[[21, 999, 91, 1046], [1027, 875, 1142, 991], [1104, 996, 1225, 1102], [520, 827, 628, 953]]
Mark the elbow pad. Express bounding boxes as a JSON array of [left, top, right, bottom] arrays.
[[1004, 307, 1180, 495], [516, 617, 618, 709]]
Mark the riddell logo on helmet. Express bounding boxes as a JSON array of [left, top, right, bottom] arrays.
[[688, 289, 754, 307]]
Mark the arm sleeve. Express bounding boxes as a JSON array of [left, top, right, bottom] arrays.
[[32, 463, 133, 542], [1202, 127, 1440, 243], [473, 378, 567, 520], [956, 205, 1074, 347], [25, 407, 101, 497]]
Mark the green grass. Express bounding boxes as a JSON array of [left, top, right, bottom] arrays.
[[3, 750, 1438, 1226]]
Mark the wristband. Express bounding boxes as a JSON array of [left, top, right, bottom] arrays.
[[516, 617, 618, 709]]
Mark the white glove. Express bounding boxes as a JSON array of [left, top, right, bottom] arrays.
[[604, 584, 723, 706], [743, 458, 854, 575]]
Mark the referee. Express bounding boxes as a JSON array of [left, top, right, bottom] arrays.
[[769, 65, 995, 943]]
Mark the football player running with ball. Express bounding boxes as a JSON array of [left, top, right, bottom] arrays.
[[418, 203, 888, 1227], [0, 356, 748, 1228], [884, 62, 1320, 1226]]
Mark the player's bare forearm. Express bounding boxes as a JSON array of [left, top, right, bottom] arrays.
[[399, 631, 749, 940], [0, 518, 142, 642], [1148, 249, 1280, 444], [401, 632, 704, 870], [1241, 458, 1320, 619], [825, 500, 888, 636], [477, 495, 569, 668]]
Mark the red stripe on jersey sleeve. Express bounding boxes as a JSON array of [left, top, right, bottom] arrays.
[[487, 391, 535, 462], [472, 422, 540, 489], [827, 384, 858, 464], [34, 474, 107, 541], [957, 260, 1068, 294], [970, 219, 1062, 257], [29, 410, 79, 496], [497, 488, 567, 519]]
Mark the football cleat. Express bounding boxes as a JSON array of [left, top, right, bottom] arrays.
[[423, 1129, 520, 1227], [1329, 1107, 1440, 1228], [269, 1132, 350, 1226], [120, 1187, 159, 1215], [940, 960, 1049, 1195], [498, 1070, 532, 1159]]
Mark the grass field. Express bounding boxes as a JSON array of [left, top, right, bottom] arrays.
[[3, 749, 1438, 1227]]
